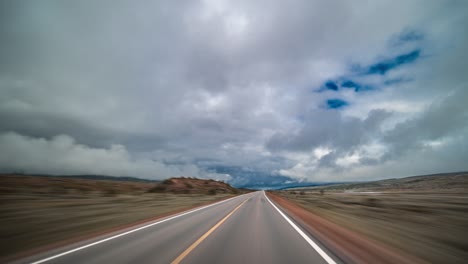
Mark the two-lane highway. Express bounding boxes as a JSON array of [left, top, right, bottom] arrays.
[[16, 191, 338, 264]]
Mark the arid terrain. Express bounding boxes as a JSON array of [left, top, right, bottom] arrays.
[[307, 171, 468, 192], [2, 173, 467, 263], [0, 174, 242, 261], [274, 172, 468, 263]]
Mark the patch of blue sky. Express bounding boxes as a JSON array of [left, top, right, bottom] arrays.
[[355, 85, 376, 92], [315, 44, 422, 94], [324, 80, 339, 91], [340, 80, 376, 92], [366, 49, 421, 75], [315, 80, 338, 92], [326, 99, 348, 109], [341, 80, 359, 89], [317, 78, 376, 93]]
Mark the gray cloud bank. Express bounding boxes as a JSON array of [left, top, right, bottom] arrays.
[[1, 1, 467, 186]]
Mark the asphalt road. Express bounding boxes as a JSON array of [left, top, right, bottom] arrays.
[[16, 191, 338, 264]]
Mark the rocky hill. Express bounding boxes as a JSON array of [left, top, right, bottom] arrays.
[[148, 177, 240, 195]]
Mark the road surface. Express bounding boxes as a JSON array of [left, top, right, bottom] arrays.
[[15, 191, 339, 264]]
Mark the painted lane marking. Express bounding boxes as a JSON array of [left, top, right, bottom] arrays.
[[171, 198, 249, 264], [263, 191, 337, 264], [30, 194, 249, 264]]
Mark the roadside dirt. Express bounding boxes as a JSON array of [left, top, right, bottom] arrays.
[[273, 189, 468, 263], [267, 192, 426, 264], [0, 175, 240, 262]]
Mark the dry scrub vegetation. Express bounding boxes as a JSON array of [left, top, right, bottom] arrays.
[[276, 173, 468, 263], [0, 175, 239, 260]]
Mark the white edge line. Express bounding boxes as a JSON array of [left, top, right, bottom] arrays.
[[30, 194, 247, 264], [263, 191, 337, 264]]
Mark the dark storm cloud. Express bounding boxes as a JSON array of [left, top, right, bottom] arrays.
[[205, 165, 297, 188], [267, 109, 392, 153], [382, 87, 468, 160], [0, 109, 111, 148]]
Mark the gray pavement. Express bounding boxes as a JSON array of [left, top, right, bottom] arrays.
[[16, 191, 336, 264]]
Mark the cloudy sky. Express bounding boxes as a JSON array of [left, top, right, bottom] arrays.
[[1, 0, 467, 187]]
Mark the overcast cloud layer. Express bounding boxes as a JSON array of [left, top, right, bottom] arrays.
[[1, 0, 467, 187]]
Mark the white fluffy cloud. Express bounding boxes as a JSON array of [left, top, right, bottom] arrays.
[[0, 132, 230, 180]]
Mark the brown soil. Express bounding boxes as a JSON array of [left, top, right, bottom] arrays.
[[267, 192, 426, 264], [275, 188, 468, 263]]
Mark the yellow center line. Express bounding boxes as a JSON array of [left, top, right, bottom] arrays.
[[171, 198, 249, 264]]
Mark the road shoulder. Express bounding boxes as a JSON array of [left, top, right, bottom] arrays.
[[266, 192, 426, 264]]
